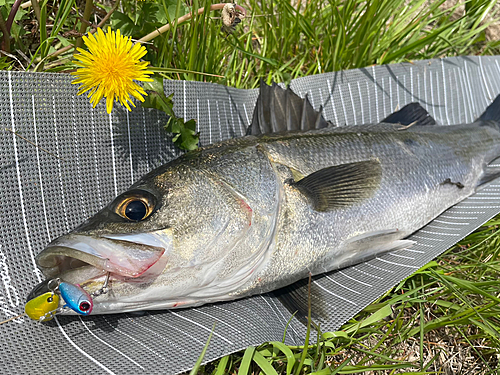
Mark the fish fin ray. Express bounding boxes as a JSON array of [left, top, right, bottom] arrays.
[[289, 160, 382, 212], [479, 94, 500, 122], [382, 103, 436, 126], [248, 81, 331, 135], [323, 229, 415, 269]]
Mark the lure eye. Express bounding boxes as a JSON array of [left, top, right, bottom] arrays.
[[79, 301, 91, 312], [115, 191, 156, 222]]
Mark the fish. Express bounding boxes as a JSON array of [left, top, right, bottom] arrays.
[[27, 82, 500, 317]]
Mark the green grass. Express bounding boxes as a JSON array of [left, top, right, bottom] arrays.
[[2, 0, 500, 83], [2, 0, 500, 373]]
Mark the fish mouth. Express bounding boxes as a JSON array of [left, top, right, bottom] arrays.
[[36, 234, 168, 282]]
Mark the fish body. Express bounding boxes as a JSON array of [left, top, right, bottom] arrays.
[[30, 83, 500, 315]]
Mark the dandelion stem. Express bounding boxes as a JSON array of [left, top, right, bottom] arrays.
[[5, 0, 23, 35], [137, 3, 247, 44]]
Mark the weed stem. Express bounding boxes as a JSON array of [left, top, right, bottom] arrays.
[[5, 0, 23, 34], [76, 0, 95, 49], [47, 0, 121, 60], [0, 12, 10, 53], [137, 3, 247, 44]]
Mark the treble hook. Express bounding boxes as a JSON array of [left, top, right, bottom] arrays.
[[91, 272, 110, 298]]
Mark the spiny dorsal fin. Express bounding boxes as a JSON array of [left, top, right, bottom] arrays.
[[288, 160, 382, 212], [479, 94, 500, 122], [248, 81, 331, 135], [382, 103, 436, 126]]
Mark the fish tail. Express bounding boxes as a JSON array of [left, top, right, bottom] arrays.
[[474, 94, 500, 188]]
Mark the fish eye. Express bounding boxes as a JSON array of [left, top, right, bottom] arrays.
[[115, 190, 156, 222], [79, 301, 91, 312], [124, 200, 147, 221]]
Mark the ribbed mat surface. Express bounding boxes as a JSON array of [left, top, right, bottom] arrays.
[[1, 56, 500, 374]]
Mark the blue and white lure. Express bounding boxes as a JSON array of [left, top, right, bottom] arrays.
[[59, 282, 93, 315]]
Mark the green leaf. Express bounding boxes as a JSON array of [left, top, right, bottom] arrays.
[[321, 331, 349, 340], [137, 3, 160, 25], [252, 350, 279, 375], [13, 7, 26, 21], [168, 118, 198, 150], [0, 56, 12, 70], [214, 355, 230, 375], [345, 305, 393, 334], [142, 76, 198, 151], [111, 11, 140, 36], [142, 76, 175, 117], [268, 341, 295, 375]]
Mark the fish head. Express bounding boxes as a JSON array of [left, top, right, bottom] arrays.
[[32, 157, 257, 314]]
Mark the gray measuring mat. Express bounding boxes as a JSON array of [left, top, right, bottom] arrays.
[[1, 55, 500, 375]]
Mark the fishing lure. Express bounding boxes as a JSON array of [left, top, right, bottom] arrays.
[[24, 292, 60, 322], [59, 282, 93, 315], [21, 273, 109, 322]]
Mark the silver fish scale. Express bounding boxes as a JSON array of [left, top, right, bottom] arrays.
[[197, 145, 279, 215]]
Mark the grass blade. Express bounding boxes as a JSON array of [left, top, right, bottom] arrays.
[[238, 346, 255, 375], [188, 323, 215, 375]]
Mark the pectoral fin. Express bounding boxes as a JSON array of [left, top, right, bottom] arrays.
[[288, 160, 382, 212]]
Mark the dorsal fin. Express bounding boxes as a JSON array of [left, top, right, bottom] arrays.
[[382, 103, 436, 126], [479, 94, 500, 122], [247, 81, 331, 135]]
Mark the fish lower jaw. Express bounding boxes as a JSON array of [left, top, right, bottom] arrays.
[[77, 269, 263, 314]]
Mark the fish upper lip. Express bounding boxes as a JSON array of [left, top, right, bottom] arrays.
[[36, 234, 166, 279], [36, 245, 109, 277]]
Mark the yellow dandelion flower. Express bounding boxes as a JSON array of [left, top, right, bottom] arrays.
[[71, 27, 153, 114]]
